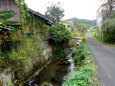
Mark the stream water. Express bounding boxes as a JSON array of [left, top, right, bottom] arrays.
[[25, 48, 76, 86]]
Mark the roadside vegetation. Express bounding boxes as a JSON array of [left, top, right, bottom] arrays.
[[91, 10, 115, 44], [102, 18, 115, 43], [90, 26, 102, 42], [91, 25, 115, 46], [62, 18, 100, 86], [63, 40, 100, 86]]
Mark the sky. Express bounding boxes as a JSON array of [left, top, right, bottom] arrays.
[[25, 0, 98, 20]]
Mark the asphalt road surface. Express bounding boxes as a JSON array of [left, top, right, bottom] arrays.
[[87, 34, 115, 86]]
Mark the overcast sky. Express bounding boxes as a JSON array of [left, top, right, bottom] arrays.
[[25, 0, 98, 20]]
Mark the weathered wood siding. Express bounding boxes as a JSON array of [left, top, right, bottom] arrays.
[[0, 0, 20, 22]]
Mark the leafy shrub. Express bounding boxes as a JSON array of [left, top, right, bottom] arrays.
[[50, 25, 71, 60], [50, 25, 71, 44], [73, 42, 88, 66], [52, 46, 67, 60], [63, 65, 96, 86], [103, 33, 115, 43], [102, 18, 115, 34], [102, 18, 115, 43], [63, 41, 99, 86]]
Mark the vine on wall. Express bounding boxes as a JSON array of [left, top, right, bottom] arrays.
[[0, 10, 17, 25], [0, 0, 51, 83]]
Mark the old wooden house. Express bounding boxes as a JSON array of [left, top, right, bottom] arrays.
[[29, 9, 53, 26], [0, 0, 21, 25], [0, 0, 53, 50], [0, 0, 21, 52], [28, 9, 53, 40], [0, 1, 53, 85]]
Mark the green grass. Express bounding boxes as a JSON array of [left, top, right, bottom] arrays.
[[63, 41, 101, 86]]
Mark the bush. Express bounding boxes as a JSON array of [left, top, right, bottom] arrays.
[[103, 33, 115, 43], [52, 46, 67, 61], [102, 18, 115, 43], [63, 41, 100, 86], [50, 25, 71, 60], [102, 18, 115, 34], [73, 42, 88, 66], [50, 25, 71, 44], [103, 18, 115, 43], [63, 65, 96, 86]]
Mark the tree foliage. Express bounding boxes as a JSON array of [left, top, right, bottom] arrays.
[[50, 25, 71, 44], [102, 18, 115, 34], [102, 18, 115, 42], [45, 3, 64, 23]]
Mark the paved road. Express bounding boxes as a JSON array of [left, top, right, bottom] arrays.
[[87, 34, 115, 86]]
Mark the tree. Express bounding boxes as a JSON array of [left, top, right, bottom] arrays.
[[45, 3, 64, 24]]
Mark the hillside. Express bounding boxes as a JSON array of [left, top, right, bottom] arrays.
[[66, 17, 96, 25]]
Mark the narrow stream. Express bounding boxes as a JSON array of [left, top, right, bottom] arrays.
[[63, 48, 76, 83], [26, 48, 76, 86]]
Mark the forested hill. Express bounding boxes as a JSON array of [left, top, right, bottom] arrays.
[[66, 17, 96, 25]]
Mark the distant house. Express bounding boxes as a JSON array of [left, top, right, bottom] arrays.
[[97, 0, 115, 29], [0, 0, 21, 25], [59, 23, 74, 32]]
